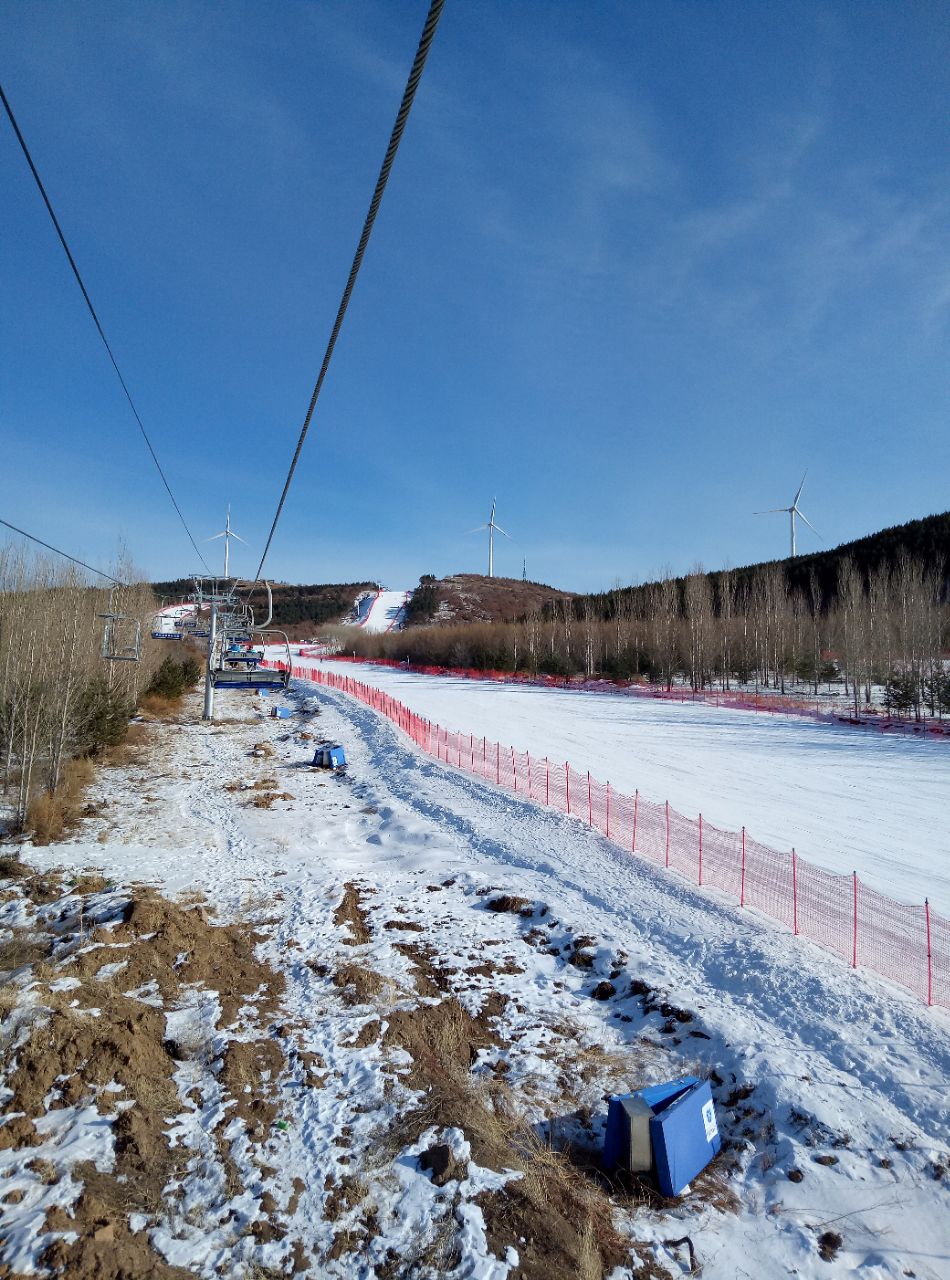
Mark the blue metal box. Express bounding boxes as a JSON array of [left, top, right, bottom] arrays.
[[604, 1075, 720, 1196], [312, 744, 346, 769], [271, 707, 292, 719]]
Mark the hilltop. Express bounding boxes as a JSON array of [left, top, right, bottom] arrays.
[[404, 572, 574, 626]]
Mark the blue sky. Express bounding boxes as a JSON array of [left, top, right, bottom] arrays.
[[2, 1, 948, 592]]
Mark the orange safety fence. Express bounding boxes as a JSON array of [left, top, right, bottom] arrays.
[[268, 659, 948, 1009], [302, 652, 950, 738]]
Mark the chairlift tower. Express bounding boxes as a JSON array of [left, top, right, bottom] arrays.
[[190, 577, 291, 721]]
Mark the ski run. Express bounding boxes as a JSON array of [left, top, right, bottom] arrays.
[[1, 671, 948, 1279], [301, 658, 950, 913]]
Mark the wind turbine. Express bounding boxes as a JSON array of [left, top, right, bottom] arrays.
[[467, 498, 510, 578], [206, 506, 248, 577], [755, 473, 820, 558]]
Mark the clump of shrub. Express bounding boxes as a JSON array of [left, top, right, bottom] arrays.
[[74, 679, 134, 754], [144, 656, 202, 702]]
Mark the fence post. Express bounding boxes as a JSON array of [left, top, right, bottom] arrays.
[[740, 827, 746, 906], [512, 747, 517, 792], [665, 800, 670, 867], [527, 753, 532, 797], [792, 849, 798, 935], [483, 737, 487, 776], [852, 871, 858, 969], [470, 734, 474, 772], [496, 742, 500, 785], [566, 763, 571, 814], [925, 899, 933, 1007], [606, 783, 610, 838], [588, 772, 593, 826], [698, 813, 703, 885], [632, 789, 638, 852]]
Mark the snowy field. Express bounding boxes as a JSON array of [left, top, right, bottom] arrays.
[[9, 680, 950, 1279], [300, 659, 950, 913]]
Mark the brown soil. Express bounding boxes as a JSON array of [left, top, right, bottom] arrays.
[[0, 876, 292, 1278], [333, 962, 384, 1006], [219, 1039, 285, 1138], [66, 890, 286, 1027], [486, 895, 535, 916], [334, 882, 371, 945]]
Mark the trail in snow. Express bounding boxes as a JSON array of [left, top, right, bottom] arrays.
[[301, 658, 950, 911]]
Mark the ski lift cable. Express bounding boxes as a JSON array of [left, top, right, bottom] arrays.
[[251, 0, 446, 584], [0, 81, 212, 574], [0, 516, 125, 585]]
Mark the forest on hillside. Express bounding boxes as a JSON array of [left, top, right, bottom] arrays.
[[333, 550, 949, 720], [560, 510, 950, 625]]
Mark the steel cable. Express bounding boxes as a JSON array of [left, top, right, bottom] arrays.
[[0, 82, 211, 573], [253, 0, 446, 582], [0, 516, 124, 584]]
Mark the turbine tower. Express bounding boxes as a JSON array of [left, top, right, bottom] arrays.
[[467, 498, 510, 578], [206, 506, 248, 578], [755, 473, 820, 558]]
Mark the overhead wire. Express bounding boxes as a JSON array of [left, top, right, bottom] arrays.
[[0, 516, 124, 585], [252, 0, 446, 583], [0, 81, 211, 574]]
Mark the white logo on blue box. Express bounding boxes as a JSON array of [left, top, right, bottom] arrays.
[[702, 1100, 718, 1143]]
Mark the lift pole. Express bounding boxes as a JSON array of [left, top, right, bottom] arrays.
[[202, 603, 218, 721]]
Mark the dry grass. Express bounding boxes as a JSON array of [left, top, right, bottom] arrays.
[[26, 757, 97, 844], [138, 692, 182, 718], [0, 855, 31, 880], [249, 792, 293, 809], [0, 931, 51, 974], [105, 721, 152, 764], [377, 1014, 629, 1280]]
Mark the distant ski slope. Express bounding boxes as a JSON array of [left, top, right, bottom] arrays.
[[356, 590, 410, 633]]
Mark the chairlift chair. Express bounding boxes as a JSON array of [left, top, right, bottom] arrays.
[[210, 626, 291, 690], [99, 613, 142, 663]]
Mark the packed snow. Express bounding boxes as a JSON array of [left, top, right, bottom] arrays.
[[296, 659, 950, 913]]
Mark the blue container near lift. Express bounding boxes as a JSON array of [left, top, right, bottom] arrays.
[[271, 707, 292, 719], [604, 1075, 720, 1197], [312, 744, 346, 769]]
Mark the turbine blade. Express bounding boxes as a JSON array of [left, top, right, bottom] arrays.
[[754, 508, 789, 515], [206, 532, 226, 541], [793, 471, 807, 507], [230, 532, 249, 544], [466, 525, 488, 534], [798, 511, 821, 538], [493, 523, 511, 538]]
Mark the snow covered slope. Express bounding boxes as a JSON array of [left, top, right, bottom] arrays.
[[302, 660, 950, 912], [18, 681, 950, 1279], [354, 590, 410, 633]]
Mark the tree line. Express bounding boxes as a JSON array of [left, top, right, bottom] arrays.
[[330, 551, 949, 719], [1, 543, 194, 836]]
